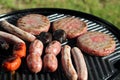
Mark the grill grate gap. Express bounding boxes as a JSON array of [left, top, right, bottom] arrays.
[[87, 56, 100, 80], [100, 58, 111, 77], [21, 73, 26, 80], [28, 74, 32, 80], [32, 74, 39, 80], [45, 73, 51, 80], [2, 73, 7, 80], [15, 73, 20, 80], [93, 57, 106, 79], [40, 74, 45, 80], [8, 72, 12, 80], [84, 55, 94, 80]]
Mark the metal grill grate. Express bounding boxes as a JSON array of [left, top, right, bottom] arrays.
[[0, 10, 120, 80], [47, 13, 120, 80]]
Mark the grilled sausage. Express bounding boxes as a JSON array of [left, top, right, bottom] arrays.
[[27, 53, 42, 73], [45, 40, 61, 56], [71, 47, 88, 80], [0, 31, 26, 71], [0, 20, 36, 42], [29, 39, 43, 56], [61, 45, 78, 80], [27, 39, 43, 73], [43, 53, 58, 72]]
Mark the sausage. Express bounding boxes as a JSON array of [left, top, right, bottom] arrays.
[[0, 31, 26, 58], [2, 56, 21, 71], [0, 20, 36, 42], [71, 47, 88, 80], [29, 39, 43, 56], [26, 53, 42, 73], [43, 53, 58, 72], [27, 39, 43, 73], [0, 31, 24, 43], [61, 45, 78, 80], [45, 40, 61, 56], [0, 31, 26, 71]]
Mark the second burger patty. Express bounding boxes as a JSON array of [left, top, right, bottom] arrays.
[[52, 16, 87, 39]]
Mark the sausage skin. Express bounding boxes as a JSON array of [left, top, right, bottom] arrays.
[[71, 47, 88, 80], [0, 31, 26, 71], [61, 45, 78, 80], [27, 53, 42, 73], [0, 31, 24, 43], [27, 39, 43, 73], [45, 40, 61, 56], [0, 20, 36, 42], [29, 39, 43, 56], [43, 53, 58, 72]]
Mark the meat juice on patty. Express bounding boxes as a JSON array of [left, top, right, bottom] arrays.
[[52, 16, 87, 39], [17, 14, 50, 35], [77, 31, 116, 56]]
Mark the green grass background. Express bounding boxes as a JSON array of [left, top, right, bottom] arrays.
[[0, 0, 120, 29]]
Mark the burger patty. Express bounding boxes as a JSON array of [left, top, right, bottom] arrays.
[[17, 14, 50, 35], [52, 16, 87, 39], [77, 31, 116, 56]]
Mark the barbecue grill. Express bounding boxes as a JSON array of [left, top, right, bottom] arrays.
[[0, 8, 120, 80]]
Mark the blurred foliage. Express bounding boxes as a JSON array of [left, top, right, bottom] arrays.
[[0, 0, 120, 29]]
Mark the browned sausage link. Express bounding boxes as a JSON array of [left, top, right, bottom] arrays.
[[61, 45, 78, 80], [26, 54, 42, 73], [0, 20, 36, 42], [43, 53, 58, 72], [0, 31, 26, 71], [71, 47, 88, 80], [27, 39, 43, 73], [0, 31, 24, 43], [45, 40, 61, 56], [29, 39, 43, 56]]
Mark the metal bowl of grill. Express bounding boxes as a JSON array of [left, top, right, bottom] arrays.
[[0, 8, 120, 80]]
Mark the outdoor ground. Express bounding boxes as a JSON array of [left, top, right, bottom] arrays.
[[0, 0, 120, 29]]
